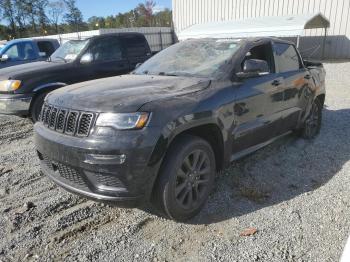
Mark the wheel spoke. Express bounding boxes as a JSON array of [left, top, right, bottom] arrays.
[[186, 188, 194, 208], [177, 168, 187, 179], [178, 187, 189, 204], [175, 181, 187, 197], [192, 150, 201, 170], [196, 178, 210, 185], [183, 157, 192, 172], [199, 166, 210, 175], [197, 154, 206, 171]]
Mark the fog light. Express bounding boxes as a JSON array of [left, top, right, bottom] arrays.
[[84, 154, 126, 165]]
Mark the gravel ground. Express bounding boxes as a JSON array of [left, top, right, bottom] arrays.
[[0, 62, 350, 262]]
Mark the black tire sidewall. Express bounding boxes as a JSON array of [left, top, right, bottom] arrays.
[[30, 93, 47, 122], [302, 98, 322, 139], [154, 135, 216, 221]]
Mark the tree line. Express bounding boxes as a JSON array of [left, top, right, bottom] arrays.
[[0, 0, 172, 40]]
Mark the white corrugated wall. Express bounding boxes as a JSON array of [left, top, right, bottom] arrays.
[[172, 0, 350, 59]]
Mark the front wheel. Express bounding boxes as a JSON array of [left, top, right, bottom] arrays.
[[152, 135, 216, 221], [299, 98, 323, 139]]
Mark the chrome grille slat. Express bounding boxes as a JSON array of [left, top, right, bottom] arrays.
[[48, 108, 58, 129], [40, 103, 95, 137], [65, 111, 79, 135]]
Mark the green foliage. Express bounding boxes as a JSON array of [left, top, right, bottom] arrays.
[[0, 0, 172, 40]]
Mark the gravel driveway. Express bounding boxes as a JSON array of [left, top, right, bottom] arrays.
[[1, 63, 350, 262]]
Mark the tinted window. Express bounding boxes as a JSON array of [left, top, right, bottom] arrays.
[[274, 43, 301, 72], [37, 41, 56, 57], [123, 35, 149, 57], [90, 37, 123, 61]]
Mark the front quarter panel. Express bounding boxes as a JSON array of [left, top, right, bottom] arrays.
[[140, 80, 238, 167]]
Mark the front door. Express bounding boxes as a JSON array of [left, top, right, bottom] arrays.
[[232, 42, 286, 155], [85, 36, 130, 80]]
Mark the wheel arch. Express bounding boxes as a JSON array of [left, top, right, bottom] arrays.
[[29, 82, 67, 113]]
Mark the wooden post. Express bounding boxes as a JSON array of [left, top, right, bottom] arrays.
[[321, 28, 328, 60]]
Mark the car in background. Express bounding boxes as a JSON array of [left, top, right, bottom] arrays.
[[0, 38, 60, 69], [0, 32, 152, 121]]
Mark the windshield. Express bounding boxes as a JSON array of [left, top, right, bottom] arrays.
[[50, 39, 89, 62], [0, 44, 5, 53], [134, 39, 241, 79]]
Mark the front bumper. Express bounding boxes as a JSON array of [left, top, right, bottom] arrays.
[[0, 93, 32, 116], [34, 122, 162, 205]]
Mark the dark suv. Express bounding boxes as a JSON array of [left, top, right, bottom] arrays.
[[0, 33, 151, 121], [35, 38, 326, 221]]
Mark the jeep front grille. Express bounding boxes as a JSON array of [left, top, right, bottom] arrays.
[[40, 103, 96, 137]]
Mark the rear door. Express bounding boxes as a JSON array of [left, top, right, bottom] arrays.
[[232, 41, 286, 155], [121, 34, 152, 70], [87, 36, 130, 79], [273, 42, 311, 133]]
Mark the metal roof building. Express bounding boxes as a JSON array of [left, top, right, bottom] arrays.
[[172, 0, 350, 59]]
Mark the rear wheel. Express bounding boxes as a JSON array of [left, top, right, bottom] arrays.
[[152, 135, 216, 221], [300, 98, 323, 139], [30, 93, 47, 122]]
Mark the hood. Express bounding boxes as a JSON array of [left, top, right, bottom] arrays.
[[47, 74, 211, 113], [0, 61, 68, 80]]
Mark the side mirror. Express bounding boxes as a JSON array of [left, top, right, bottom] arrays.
[[135, 63, 142, 69], [80, 53, 93, 64], [237, 59, 269, 78], [1, 54, 9, 62], [39, 52, 47, 57]]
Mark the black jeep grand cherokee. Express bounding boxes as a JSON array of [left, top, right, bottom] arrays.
[[35, 38, 326, 221]]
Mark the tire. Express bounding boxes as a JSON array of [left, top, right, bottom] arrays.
[[30, 93, 47, 123], [299, 98, 323, 139], [152, 135, 216, 221]]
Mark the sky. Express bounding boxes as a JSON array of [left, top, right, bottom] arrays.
[[76, 0, 172, 20], [0, 0, 172, 25]]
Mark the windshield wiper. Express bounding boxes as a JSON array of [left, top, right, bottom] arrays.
[[55, 56, 67, 63], [159, 71, 196, 77], [158, 72, 179, 76]]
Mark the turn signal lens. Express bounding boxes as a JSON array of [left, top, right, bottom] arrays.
[[0, 80, 22, 92]]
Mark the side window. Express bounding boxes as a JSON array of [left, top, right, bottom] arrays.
[[274, 43, 302, 72], [90, 37, 123, 62], [5, 44, 19, 60], [23, 42, 36, 60], [37, 41, 56, 57], [123, 35, 149, 58], [4, 42, 36, 61], [241, 43, 275, 73]]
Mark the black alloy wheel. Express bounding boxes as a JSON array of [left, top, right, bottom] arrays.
[[152, 135, 216, 221]]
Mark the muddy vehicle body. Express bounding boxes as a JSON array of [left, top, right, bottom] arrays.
[[35, 37, 326, 221]]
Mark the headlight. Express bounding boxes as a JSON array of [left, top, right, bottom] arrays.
[[0, 80, 22, 92], [96, 112, 150, 130]]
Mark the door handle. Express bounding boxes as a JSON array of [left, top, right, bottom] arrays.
[[304, 74, 311, 80], [271, 80, 281, 86]]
